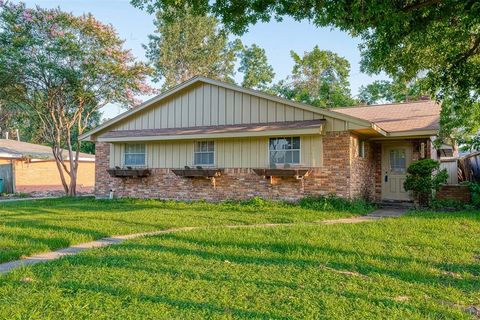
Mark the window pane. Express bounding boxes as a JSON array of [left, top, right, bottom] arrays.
[[292, 150, 300, 163], [124, 154, 133, 165], [207, 141, 214, 152], [270, 150, 285, 164], [292, 137, 300, 149], [285, 150, 293, 163], [137, 154, 145, 165], [194, 153, 202, 165], [269, 139, 276, 149], [390, 149, 406, 173]]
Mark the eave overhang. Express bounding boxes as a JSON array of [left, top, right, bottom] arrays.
[[97, 119, 326, 142]]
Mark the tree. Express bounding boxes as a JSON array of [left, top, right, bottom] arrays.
[[272, 46, 355, 108], [358, 78, 428, 105], [0, 2, 152, 196], [238, 44, 274, 90], [132, 0, 480, 145], [145, 8, 241, 90]]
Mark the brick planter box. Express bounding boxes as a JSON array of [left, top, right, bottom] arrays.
[[436, 185, 471, 203]]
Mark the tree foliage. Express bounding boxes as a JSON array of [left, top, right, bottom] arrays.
[[238, 44, 274, 90], [0, 2, 152, 195], [272, 46, 354, 108], [358, 78, 428, 105], [145, 8, 241, 90], [132, 0, 480, 145]]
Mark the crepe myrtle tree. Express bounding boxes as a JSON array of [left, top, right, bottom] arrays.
[[0, 2, 153, 196]]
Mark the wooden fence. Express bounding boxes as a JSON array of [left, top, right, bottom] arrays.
[[458, 152, 480, 183], [439, 158, 458, 185], [0, 163, 14, 193]]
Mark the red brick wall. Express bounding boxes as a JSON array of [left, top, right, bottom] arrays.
[[95, 131, 355, 201], [372, 143, 382, 201], [436, 185, 471, 203], [350, 134, 376, 200]]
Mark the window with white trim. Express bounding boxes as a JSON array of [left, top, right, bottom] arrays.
[[194, 141, 215, 166], [269, 137, 300, 165], [124, 144, 146, 166]]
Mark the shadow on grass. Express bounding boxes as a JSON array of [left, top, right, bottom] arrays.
[[43, 252, 462, 319], [57, 279, 291, 319], [115, 235, 480, 294]]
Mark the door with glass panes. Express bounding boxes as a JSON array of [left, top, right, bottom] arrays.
[[381, 143, 412, 201]]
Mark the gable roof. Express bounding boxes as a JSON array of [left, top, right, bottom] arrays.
[[0, 139, 95, 161], [79, 76, 376, 141], [332, 100, 440, 136]]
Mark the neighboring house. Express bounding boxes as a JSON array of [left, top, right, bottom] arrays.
[[80, 76, 444, 202], [0, 139, 95, 194]]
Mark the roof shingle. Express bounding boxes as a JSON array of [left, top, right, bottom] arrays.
[[332, 100, 440, 133], [0, 139, 95, 160]]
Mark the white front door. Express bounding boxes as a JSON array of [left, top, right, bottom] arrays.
[[381, 143, 412, 201]]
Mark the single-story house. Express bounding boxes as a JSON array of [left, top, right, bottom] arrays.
[[0, 139, 95, 194], [80, 76, 446, 202]]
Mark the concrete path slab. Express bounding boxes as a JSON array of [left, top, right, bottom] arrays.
[[367, 208, 408, 218], [0, 212, 399, 275]]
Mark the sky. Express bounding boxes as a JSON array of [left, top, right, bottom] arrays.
[[22, 0, 389, 120]]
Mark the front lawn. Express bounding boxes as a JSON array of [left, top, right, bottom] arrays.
[[0, 206, 478, 318], [0, 197, 361, 264]]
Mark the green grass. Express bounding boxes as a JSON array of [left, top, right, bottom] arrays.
[[0, 199, 478, 318], [0, 197, 359, 264]]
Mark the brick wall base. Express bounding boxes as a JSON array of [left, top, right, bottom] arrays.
[[97, 168, 351, 201], [436, 185, 471, 203]]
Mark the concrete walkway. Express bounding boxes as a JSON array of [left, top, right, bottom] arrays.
[[0, 208, 406, 275]]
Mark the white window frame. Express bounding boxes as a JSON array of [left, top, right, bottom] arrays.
[[193, 140, 215, 166], [268, 137, 301, 166], [123, 143, 147, 167]]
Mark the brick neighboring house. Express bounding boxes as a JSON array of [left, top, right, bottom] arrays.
[[80, 76, 446, 202], [0, 139, 95, 194]]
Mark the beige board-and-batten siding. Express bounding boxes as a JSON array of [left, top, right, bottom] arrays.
[[108, 82, 351, 133], [109, 135, 323, 169]]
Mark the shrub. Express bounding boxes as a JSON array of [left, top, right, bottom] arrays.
[[403, 159, 448, 206], [428, 198, 474, 211], [299, 195, 375, 214], [469, 182, 480, 207]]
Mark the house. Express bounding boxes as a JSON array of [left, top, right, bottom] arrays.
[[80, 76, 443, 202], [0, 139, 95, 194]]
